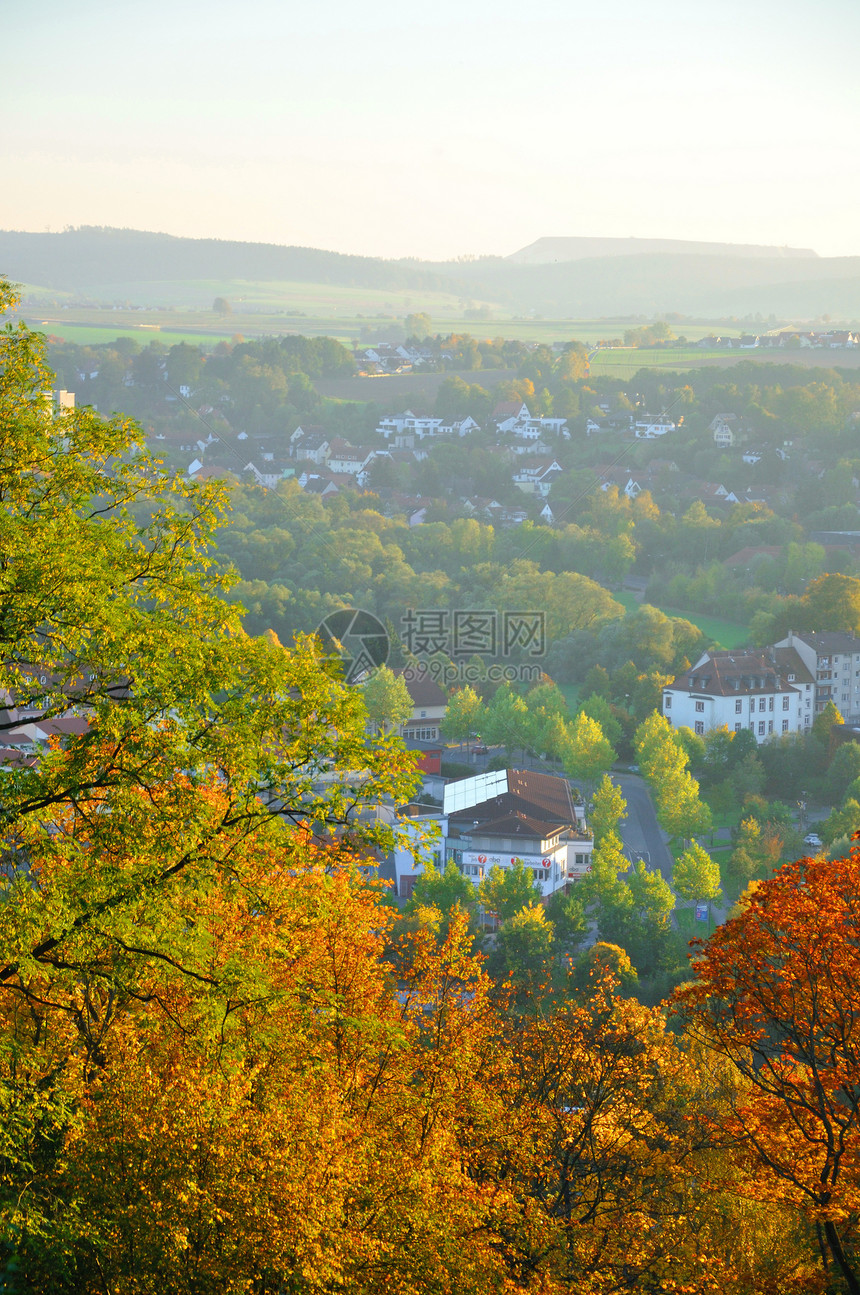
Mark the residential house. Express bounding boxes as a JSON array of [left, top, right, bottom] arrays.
[[394, 669, 448, 742], [327, 445, 373, 476], [773, 630, 860, 722], [512, 457, 563, 498], [634, 415, 676, 440], [495, 402, 568, 441], [662, 647, 812, 741], [293, 433, 331, 465], [392, 768, 594, 900], [376, 410, 444, 440], [710, 415, 736, 448]]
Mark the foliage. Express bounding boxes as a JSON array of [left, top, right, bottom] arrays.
[[360, 664, 413, 733], [674, 841, 722, 904], [589, 774, 627, 846], [480, 860, 542, 921], [677, 846, 860, 1293]]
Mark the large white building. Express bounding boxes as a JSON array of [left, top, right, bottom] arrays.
[[662, 647, 814, 742], [392, 768, 593, 901], [774, 631, 860, 723]]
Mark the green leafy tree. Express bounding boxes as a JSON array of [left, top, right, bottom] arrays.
[[408, 858, 477, 916], [480, 861, 542, 920], [627, 859, 675, 926], [441, 685, 486, 748], [360, 665, 413, 734], [802, 573, 860, 633], [492, 905, 555, 1001], [813, 698, 845, 743], [563, 712, 615, 792], [820, 798, 860, 848], [482, 685, 532, 759], [673, 842, 722, 906], [404, 311, 432, 339], [579, 693, 623, 747], [589, 774, 627, 846], [545, 886, 588, 951]]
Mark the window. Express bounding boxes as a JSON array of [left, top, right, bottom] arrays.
[[749, 698, 755, 711], [782, 719, 789, 732], [695, 701, 705, 713], [758, 721, 766, 735], [768, 697, 774, 711], [768, 721, 773, 734], [782, 696, 790, 710], [749, 722, 755, 731], [735, 699, 742, 714], [694, 721, 704, 735], [664, 694, 672, 709], [734, 722, 742, 733], [759, 698, 767, 712]]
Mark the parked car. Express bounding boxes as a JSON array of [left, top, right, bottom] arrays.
[[804, 833, 823, 849], [472, 743, 488, 755]]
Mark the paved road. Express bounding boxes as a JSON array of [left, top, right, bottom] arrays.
[[613, 772, 674, 881]]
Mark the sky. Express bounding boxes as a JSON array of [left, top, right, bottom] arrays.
[[5, 0, 860, 261]]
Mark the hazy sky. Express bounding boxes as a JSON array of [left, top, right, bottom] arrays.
[[5, 0, 859, 260]]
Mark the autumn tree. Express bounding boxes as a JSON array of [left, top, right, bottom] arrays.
[[676, 847, 860, 1294]]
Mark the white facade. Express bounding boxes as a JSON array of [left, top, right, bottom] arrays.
[[774, 631, 860, 723], [634, 417, 676, 439], [496, 404, 568, 440], [662, 649, 810, 742], [393, 770, 593, 900], [377, 410, 444, 440]]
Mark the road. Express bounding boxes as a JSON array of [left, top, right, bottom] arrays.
[[612, 772, 674, 881]]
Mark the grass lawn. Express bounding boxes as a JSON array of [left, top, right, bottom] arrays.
[[557, 683, 580, 713], [612, 592, 749, 649]]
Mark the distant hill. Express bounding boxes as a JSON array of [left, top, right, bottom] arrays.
[[507, 236, 819, 264], [0, 227, 470, 297], [3, 227, 860, 322], [448, 252, 860, 319]]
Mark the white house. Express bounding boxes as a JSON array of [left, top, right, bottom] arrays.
[[634, 416, 676, 440], [327, 447, 372, 476], [512, 457, 563, 497], [495, 403, 568, 441], [376, 410, 445, 440], [662, 648, 812, 741], [710, 415, 736, 448], [773, 630, 860, 723], [392, 769, 593, 900]]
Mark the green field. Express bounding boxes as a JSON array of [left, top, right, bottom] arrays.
[[589, 347, 739, 378], [31, 322, 232, 348], [613, 592, 749, 649]]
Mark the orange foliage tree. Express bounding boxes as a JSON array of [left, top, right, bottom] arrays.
[[676, 843, 860, 1294]]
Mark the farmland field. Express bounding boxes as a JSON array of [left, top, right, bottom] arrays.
[[589, 345, 860, 380]]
